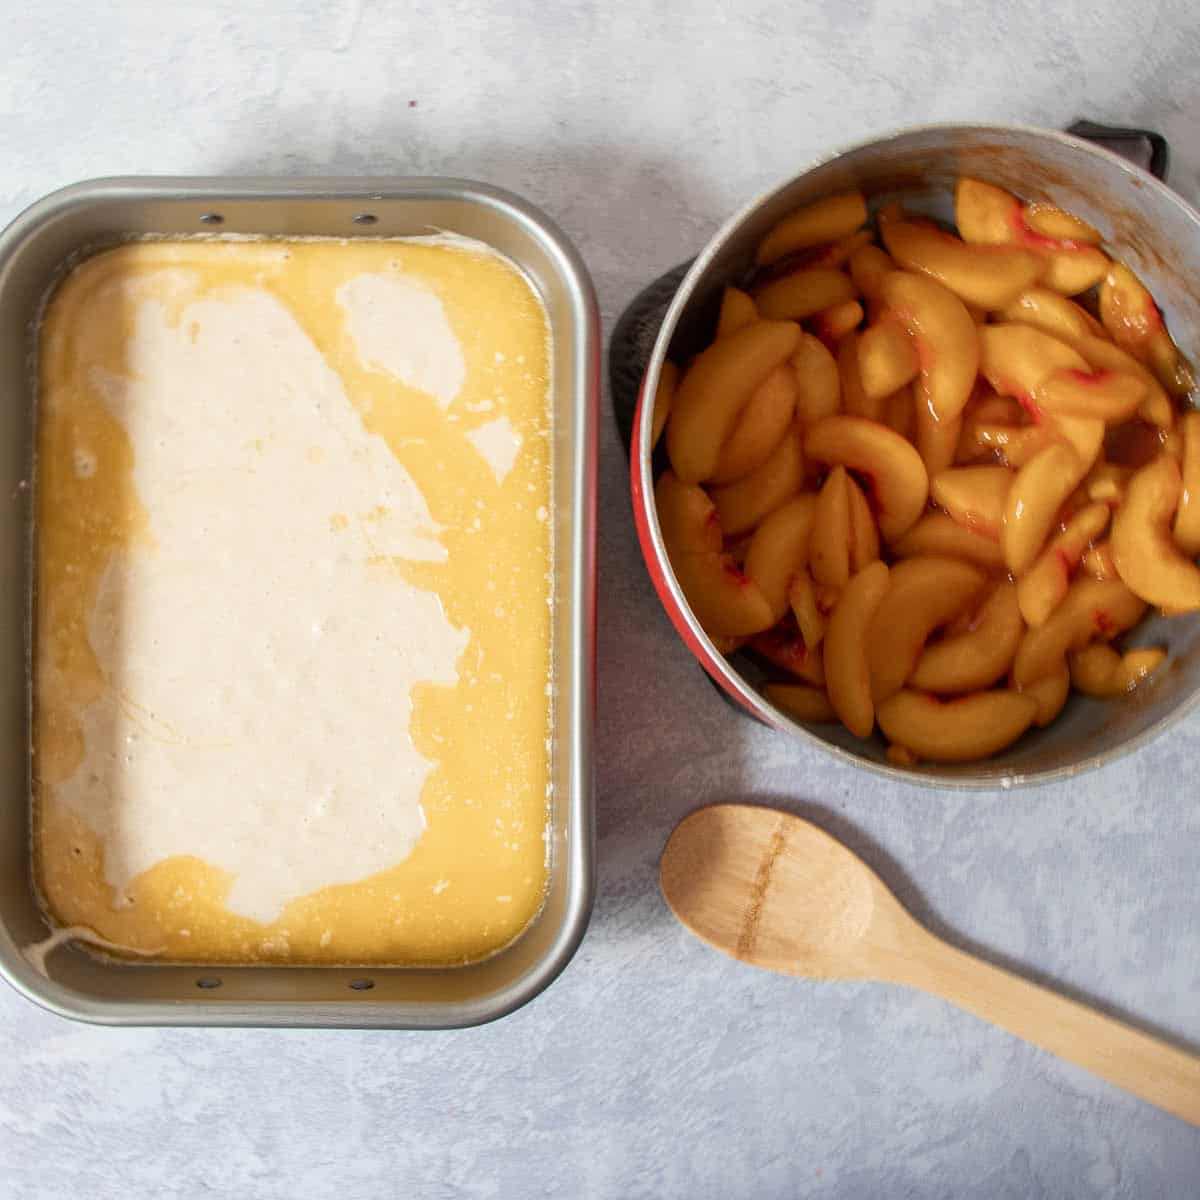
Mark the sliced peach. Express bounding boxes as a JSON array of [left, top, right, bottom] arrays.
[[748, 627, 826, 686], [884, 384, 915, 441], [876, 689, 1037, 762], [886, 743, 920, 768], [1033, 368, 1145, 423], [825, 560, 890, 737], [743, 494, 818, 622], [1081, 538, 1118, 581], [1017, 502, 1111, 626], [671, 551, 775, 638], [867, 556, 987, 702], [1002, 443, 1084, 575], [891, 512, 1005, 570], [789, 569, 827, 650], [881, 217, 1041, 309], [710, 365, 797, 484], [810, 229, 875, 270], [764, 683, 838, 723], [998, 288, 1102, 343], [846, 474, 880, 572], [858, 319, 919, 401], [791, 331, 841, 424], [1068, 643, 1166, 697], [804, 415, 929, 539], [838, 332, 883, 422], [848, 244, 894, 302], [1040, 247, 1109, 296], [978, 322, 1088, 407], [810, 465, 852, 588], [1099, 263, 1193, 397], [716, 286, 758, 338], [1111, 454, 1200, 610], [880, 271, 979, 423], [812, 300, 864, 345], [755, 192, 868, 266], [1022, 203, 1102, 244], [955, 178, 1021, 244], [910, 582, 1024, 693], [1021, 663, 1071, 726], [1173, 412, 1200, 557], [915, 396, 964, 478], [931, 465, 1014, 539], [711, 423, 805, 537], [650, 360, 679, 450], [1012, 578, 1145, 686], [667, 319, 801, 482], [654, 470, 722, 556], [755, 269, 857, 321], [1072, 336, 1175, 429]]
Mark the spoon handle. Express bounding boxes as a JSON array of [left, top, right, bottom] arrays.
[[899, 935, 1200, 1126]]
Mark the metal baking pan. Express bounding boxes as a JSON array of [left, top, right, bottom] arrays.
[[0, 177, 598, 1027]]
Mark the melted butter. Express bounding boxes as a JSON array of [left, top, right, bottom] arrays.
[[34, 238, 553, 965]]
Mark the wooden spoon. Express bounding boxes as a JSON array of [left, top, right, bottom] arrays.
[[660, 803, 1200, 1126]]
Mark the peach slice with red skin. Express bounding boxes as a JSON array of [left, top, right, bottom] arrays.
[[791, 332, 841, 424], [916, 397, 965, 478], [1016, 501, 1111, 626], [1072, 335, 1175, 430], [755, 191, 868, 266], [881, 217, 1041, 309], [858, 319, 920, 402], [978, 322, 1088, 407], [931, 465, 1014, 539], [810, 465, 852, 588], [1033, 369, 1145, 423], [825, 560, 890, 736], [764, 683, 838, 723], [998, 288, 1103, 344], [880, 271, 979, 423], [743, 494, 818, 622], [748, 627, 826, 687], [909, 582, 1024, 693], [891, 512, 1005, 570], [1012, 578, 1145, 686], [1099, 263, 1193, 397], [715, 286, 758, 338], [1068, 644, 1166, 697], [866, 555, 987, 703], [670, 551, 775, 639], [803, 415, 929, 540], [876, 689, 1038, 762], [667, 319, 801, 483], [650, 360, 679, 450], [709, 365, 797, 484], [1111, 454, 1200, 610], [812, 300, 864, 346], [954, 178, 1109, 295], [1022, 203, 1102, 244], [654, 471, 722, 556], [754, 269, 857, 321], [711, 423, 805, 537], [1002, 442, 1084, 576], [1173, 412, 1200, 557]]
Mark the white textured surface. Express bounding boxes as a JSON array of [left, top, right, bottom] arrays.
[[3, 2, 1200, 1196]]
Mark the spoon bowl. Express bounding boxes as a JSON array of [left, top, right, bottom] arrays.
[[660, 804, 1200, 1126]]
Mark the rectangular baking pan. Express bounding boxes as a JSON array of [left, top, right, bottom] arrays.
[[0, 177, 598, 1027]]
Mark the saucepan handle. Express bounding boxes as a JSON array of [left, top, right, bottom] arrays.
[[1066, 118, 1170, 182]]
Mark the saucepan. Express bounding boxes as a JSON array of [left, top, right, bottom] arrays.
[[623, 122, 1200, 788]]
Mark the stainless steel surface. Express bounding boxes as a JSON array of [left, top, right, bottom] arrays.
[[637, 123, 1200, 789], [0, 177, 598, 1027]]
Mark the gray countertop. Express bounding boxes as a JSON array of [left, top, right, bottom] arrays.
[[3, 3, 1200, 1196]]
